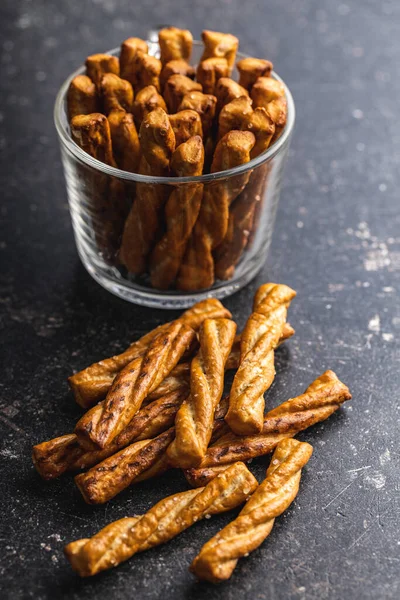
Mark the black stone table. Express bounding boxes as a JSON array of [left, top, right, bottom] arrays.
[[1, 1, 399, 598]]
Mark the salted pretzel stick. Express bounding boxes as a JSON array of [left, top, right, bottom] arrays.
[[71, 113, 116, 166], [226, 283, 296, 434], [196, 57, 230, 94], [236, 57, 273, 90], [168, 110, 203, 146], [119, 107, 175, 274], [168, 318, 237, 468], [177, 130, 255, 291], [67, 75, 98, 121], [65, 461, 258, 576], [215, 77, 249, 114], [132, 85, 167, 126], [251, 77, 285, 109], [200, 30, 239, 72], [150, 136, 204, 290], [107, 109, 140, 172], [218, 96, 253, 140], [100, 73, 134, 114], [164, 74, 202, 113], [75, 321, 195, 450], [158, 27, 193, 64], [119, 37, 148, 83], [178, 91, 217, 138], [266, 96, 288, 143], [191, 438, 313, 582], [68, 298, 231, 408], [85, 54, 119, 89]]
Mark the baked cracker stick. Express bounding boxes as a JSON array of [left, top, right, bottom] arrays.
[[71, 113, 116, 166], [120, 37, 149, 82], [178, 91, 217, 138], [85, 54, 120, 89], [194, 370, 351, 469], [251, 77, 285, 109], [225, 283, 296, 435], [108, 109, 140, 173], [32, 388, 187, 480], [200, 31, 239, 72], [242, 107, 275, 158], [196, 57, 230, 94], [236, 57, 273, 90], [167, 318, 237, 468], [132, 84, 167, 127], [215, 77, 249, 113], [190, 438, 313, 582], [68, 298, 231, 408], [160, 59, 195, 89], [158, 27, 193, 64], [67, 75, 98, 121], [65, 461, 258, 576], [119, 107, 175, 274], [74, 321, 195, 450], [100, 73, 134, 114], [177, 130, 255, 291], [218, 96, 253, 140], [126, 50, 162, 92], [150, 136, 204, 289], [164, 74, 202, 113], [266, 96, 288, 143], [168, 110, 203, 146]]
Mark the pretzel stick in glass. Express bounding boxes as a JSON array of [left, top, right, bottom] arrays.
[[67, 75, 98, 121], [85, 53, 119, 89], [158, 27, 193, 64]]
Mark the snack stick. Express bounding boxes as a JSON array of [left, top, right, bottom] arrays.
[[150, 136, 204, 290], [164, 74, 203, 114], [75, 428, 176, 504], [236, 57, 273, 90], [266, 96, 288, 143], [190, 438, 313, 582], [107, 109, 140, 173], [195, 370, 351, 468], [168, 110, 203, 146], [160, 59, 195, 89], [167, 318, 237, 468], [215, 77, 249, 114], [132, 85, 167, 126], [242, 107, 275, 158], [196, 57, 230, 94], [178, 91, 217, 138], [67, 75, 98, 121], [200, 31, 239, 71], [85, 54, 120, 89], [70, 113, 116, 167], [251, 77, 285, 109], [120, 37, 149, 82], [65, 461, 258, 576], [226, 283, 296, 434], [100, 73, 134, 114], [75, 321, 195, 450], [68, 298, 231, 408], [218, 96, 253, 140], [126, 50, 162, 92], [177, 131, 255, 291], [119, 107, 176, 274], [146, 363, 190, 401], [158, 27, 193, 64]]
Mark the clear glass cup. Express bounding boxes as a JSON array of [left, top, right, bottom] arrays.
[[54, 39, 295, 308]]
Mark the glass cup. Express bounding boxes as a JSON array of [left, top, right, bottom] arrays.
[[54, 39, 295, 308]]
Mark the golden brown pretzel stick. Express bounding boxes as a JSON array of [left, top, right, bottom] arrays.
[[100, 73, 134, 114], [168, 110, 203, 146], [119, 107, 175, 274], [107, 109, 140, 172], [75, 427, 176, 504], [190, 438, 313, 582], [251, 77, 285, 109], [150, 136, 204, 290], [178, 91, 217, 139], [237, 57, 273, 90], [215, 77, 249, 113], [126, 50, 162, 92], [160, 59, 195, 89], [70, 113, 116, 166], [218, 96, 253, 140], [266, 96, 288, 143], [177, 130, 255, 291], [65, 461, 258, 576], [158, 27, 193, 64], [32, 388, 187, 480], [67, 75, 98, 121], [200, 30, 239, 72], [167, 318, 237, 468], [119, 37, 148, 83], [131, 84, 167, 126], [164, 74, 202, 113], [226, 283, 296, 434], [196, 57, 230, 94], [243, 107, 275, 158], [85, 54, 120, 89], [74, 321, 195, 450], [68, 298, 231, 408]]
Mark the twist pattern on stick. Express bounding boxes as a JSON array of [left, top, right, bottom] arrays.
[[65, 462, 258, 576], [226, 283, 296, 435], [167, 318, 237, 468], [191, 438, 313, 582]]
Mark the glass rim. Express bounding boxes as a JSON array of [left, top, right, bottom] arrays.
[[54, 41, 296, 184]]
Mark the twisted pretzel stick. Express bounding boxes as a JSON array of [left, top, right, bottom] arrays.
[[196, 57, 230, 94], [150, 136, 204, 290], [100, 73, 134, 114], [85, 54, 119, 89], [225, 283, 296, 435], [160, 59, 195, 89], [107, 109, 140, 173], [177, 130, 255, 291], [190, 438, 313, 582], [74, 321, 196, 450], [158, 27, 193, 64], [200, 31, 239, 72], [236, 57, 273, 91], [167, 318, 237, 468], [132, 85, 167, 127], [67, 75, 98, 121], [68, 298, 231, 408], [119, 38, 148, 83], [65, 461, 258, 576]]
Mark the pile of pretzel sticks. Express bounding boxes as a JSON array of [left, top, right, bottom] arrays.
[[32, 285, 352, 581], [68, 28, 287, 290]]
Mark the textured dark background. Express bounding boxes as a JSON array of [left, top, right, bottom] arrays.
[[0, 1, 399, 599]]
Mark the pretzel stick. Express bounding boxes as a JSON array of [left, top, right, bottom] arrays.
[[236, 57, 273, 91], [177, 130, 255, 291], [167, 318, 237, 468], [85, 54, 119, 89], [215, 77, 249, 114], [158, 27, 193, 64], [65, 461, 258, 576], [218, 96, 253, 140], [107, 109, 140, 173], [67, 75, 98, 121], [150, 136, 204, 290], [226, 283, 296, 434], [190, 438, 313, 582], [164, 74, 202, 113], [200, 30, 238, 72], [132, 85, 167, 127], [119, 37, 149, 83], [126, 50, 162, 92], [266, 96, 288, 143], [100, 73, 133, 114], [196, 57, 229, 94], [160, 59, 195, 89], [168, 110, 203, 146], [68, 298, 231, 408], [178, 91, 217, 139], [251, 77, 285, 109]]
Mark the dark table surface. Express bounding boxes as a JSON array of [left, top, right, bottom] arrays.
[[1, 1, 399, 598]]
